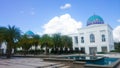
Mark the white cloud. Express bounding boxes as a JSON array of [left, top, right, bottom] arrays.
[[113, 26, 120, 42], [117, 19, 120, 22], [60, 3, 71, 9], [43, 14, 82, 35]]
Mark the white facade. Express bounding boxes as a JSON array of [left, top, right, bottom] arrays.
[[0, 42, 7, 54], [71, 16, 114, 54]]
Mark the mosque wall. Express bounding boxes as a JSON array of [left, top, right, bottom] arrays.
[[72, 24, 114, 54]]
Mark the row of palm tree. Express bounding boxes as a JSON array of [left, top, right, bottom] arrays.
[[40, 34, 72, 54], [0, 25, 72, 58]]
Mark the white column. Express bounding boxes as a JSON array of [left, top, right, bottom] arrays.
[[97, 46, 101, 52], [85, 46, 89, 54]]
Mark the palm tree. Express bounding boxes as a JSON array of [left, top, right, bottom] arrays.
[[40, 34, 53, 54], [0, 25, 21, 58], [0, 27, 7, 42], [18, 35, 33, 55], [0, 27, 8, 56], [52, 33, 62, 48], [52, 33, 62, 54], [61, 35, 72, 48], [32, 34, 40, 53], [61, 35, 72, 54]]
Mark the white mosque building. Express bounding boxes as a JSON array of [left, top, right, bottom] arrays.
[[71, 15, 114, 54]]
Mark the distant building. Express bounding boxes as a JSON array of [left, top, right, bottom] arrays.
[[25, 30, 35, 38], [71, 15, 114, 54]]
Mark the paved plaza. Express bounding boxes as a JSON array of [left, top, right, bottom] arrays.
[[0, 57, 69, 68], [1, 53, 120, 68]]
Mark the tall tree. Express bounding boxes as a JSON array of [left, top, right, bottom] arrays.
[[61, 35, 72, 48], [0, 27, 7, 43], [0, 25, 21, 58], [40, 34, 53, 54], [52, 33, 62, 48], [0, 27, 8, 55], [32, 34, 40, 54], [18, 35, 33, 55]]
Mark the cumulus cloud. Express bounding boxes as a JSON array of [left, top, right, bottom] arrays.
[[60, 3, 71, 9], [113, 26, 120, 42], [117, 19, 120, 22], [43, 14, 82, 35]]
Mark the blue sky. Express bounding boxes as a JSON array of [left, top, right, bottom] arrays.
[[0, 0, 120, 35]]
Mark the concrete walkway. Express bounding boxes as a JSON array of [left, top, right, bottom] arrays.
[[0, 58, 69, 68]]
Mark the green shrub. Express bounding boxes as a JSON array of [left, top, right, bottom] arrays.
[[110, 50, 117, 52], [97, 52, 106, 54]]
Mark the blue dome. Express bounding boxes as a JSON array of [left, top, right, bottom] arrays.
[[25, 31, 34, 36], [87, 15, 104, 26]]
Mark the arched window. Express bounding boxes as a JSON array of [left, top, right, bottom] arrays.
[[102, 34, 106, 42], [90, 34, 95, 43], [74, 36, 78, 44], [81, 37, 84, 43]]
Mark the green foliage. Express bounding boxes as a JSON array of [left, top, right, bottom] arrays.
[[110, 50, 117, 52], [32, 34, 40, 53], [40, 34, 53, 48], [61, 35, 72, 48], [114, 42, 120, 52], [52, 33, 62, 48], [18, 35, 33, 51], [0, 25, 21, 58], [97, 52, 106, 54], [0, 27, 7, 43], [16, 49, 44, 55], [1, 25, 73, 56]]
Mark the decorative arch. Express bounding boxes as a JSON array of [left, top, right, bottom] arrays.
[[90, 34, 95, 43]]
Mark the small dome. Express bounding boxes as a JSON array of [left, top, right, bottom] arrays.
[[25, 30, 34, 36], [87, 15, 104, 26]]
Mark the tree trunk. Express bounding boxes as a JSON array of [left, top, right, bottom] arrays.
[[34, 45, 37, 55], [45, 46, 47, 55], [6, 44, 12, 58]]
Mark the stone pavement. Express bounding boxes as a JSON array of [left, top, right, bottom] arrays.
[[0, 58, 69, 68]]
